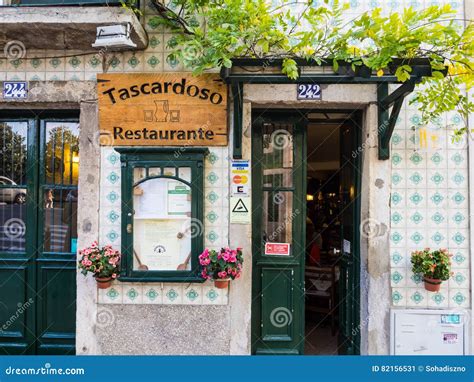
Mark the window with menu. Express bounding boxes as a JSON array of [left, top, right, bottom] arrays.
[[117, 148, 208, 282]]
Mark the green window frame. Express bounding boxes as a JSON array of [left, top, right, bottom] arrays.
[[117, 147, 208, 282]]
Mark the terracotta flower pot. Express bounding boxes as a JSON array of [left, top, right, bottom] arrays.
[[214, 279, 230, 289], [423, 277, 442, 292], [95, 276, 113, 289]]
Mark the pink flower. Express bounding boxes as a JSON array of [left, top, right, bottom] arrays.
[[112, 273, 117, 279], [218, 271, 228, 279], [200, 257, 210, 266]]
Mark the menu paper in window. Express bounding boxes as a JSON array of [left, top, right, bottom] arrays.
[[167, 181, 191, 216], [134, 219, 183, 270]]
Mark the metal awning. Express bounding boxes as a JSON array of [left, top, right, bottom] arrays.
[[220, 58, 433, 160]]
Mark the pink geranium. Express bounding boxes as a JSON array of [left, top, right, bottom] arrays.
[[78, 242, 121, 279], [199, 247, 244, 282]]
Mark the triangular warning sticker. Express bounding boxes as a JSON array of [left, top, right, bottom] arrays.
[[232, 198, 248, 213]]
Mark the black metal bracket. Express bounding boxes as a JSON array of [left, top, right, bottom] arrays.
[[231, 81, 244, 159], [377, 80, 414, 159], [377, 71, 430, 159]]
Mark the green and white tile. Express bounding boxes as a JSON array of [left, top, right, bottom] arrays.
[[449, 289, 469, 308], [450, 250, 469, 270], [427, 209, 447, 229], [405, 268, 424, 288], [163, 285, 183, 304], [123, 285, 143, 304], [390, 249, 406, 268], [449, 269, 470, 289], [390, 268, 406, 287], [183, 285, 203, 305], [391, 288, 406, 307], [406, 288, 428, 308], [427, 290, 449, 308], [98, 284, 123, 304], [143, 286, 163, 304]]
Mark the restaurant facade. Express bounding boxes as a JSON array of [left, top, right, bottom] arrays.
[[0, 0, 472, 356]]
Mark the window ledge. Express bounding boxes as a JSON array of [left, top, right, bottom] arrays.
[[0, 6, 147, 51]]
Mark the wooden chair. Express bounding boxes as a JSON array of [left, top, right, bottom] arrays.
[[305, 265, 338, 336]]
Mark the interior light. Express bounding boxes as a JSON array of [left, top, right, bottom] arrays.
[[306, 194, 314, 201]]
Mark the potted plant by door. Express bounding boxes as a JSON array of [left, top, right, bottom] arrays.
[[199, 247, 243, 289], [411, 248, 453, 292], [78, 241, 121, 289]]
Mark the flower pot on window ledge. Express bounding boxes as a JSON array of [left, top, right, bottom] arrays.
[[423, 277, 442, 292], [95, 276, 113, 289], [214, 279, 230, 289]]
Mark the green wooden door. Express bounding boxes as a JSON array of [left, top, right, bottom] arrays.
[[251, 111, 307, 355], [0, 114, 78, 355], [337, 118, 361, 355]]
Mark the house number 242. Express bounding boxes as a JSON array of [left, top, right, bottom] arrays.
[[297, 84, 321, 100]]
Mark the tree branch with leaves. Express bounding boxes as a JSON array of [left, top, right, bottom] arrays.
[[139, 0, 473, 135]]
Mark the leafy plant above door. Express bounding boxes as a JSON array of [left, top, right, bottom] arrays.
[[123, 0, 474, 137]]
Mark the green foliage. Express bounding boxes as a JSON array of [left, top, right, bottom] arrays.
[[411, 248, 452, 281], [147, 0, 473, 135], [120, 0, 142, 16]]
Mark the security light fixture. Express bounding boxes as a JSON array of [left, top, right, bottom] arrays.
[[92, 23, 137, 49]]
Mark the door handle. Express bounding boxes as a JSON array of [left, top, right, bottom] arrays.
[[126, 224, 133, 234]]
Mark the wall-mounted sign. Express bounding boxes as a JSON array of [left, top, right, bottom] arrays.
[[297, 84, 321, 100], [265, 242, 290, 256], [231, 160, 250, 196], [230, 196, 251, 224], [3, 81, 28, 99], [97, 73, 228, 146]]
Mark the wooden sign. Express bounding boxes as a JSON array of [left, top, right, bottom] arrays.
[[97, 73, 228, 146]]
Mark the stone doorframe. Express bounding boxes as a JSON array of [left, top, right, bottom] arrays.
[[229, 82, 392, 355]]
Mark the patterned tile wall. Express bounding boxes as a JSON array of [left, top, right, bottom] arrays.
[[98, 147, 230, 305], [390, 101, 471, 309]]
